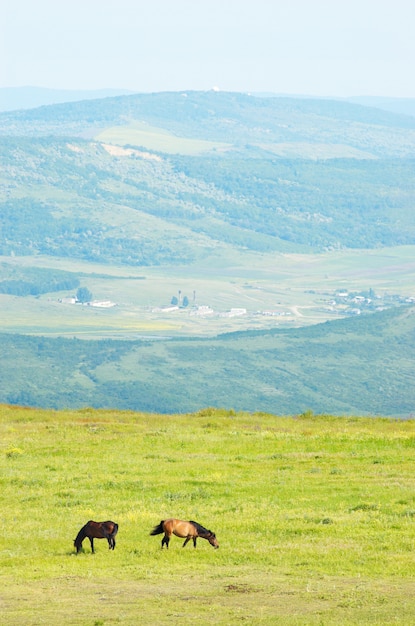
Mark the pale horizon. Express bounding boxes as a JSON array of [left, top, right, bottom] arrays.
[[1, 0, 415, 99]]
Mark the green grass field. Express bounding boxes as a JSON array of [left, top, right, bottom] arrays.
[[1, 405, 414, 624]]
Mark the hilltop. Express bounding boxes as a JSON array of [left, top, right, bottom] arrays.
[[1, 91, 415, 269], [1, 90, 415, 416]]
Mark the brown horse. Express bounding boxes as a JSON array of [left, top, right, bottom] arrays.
[[74, 520, 118, 553], [150, 518, 219, 549]]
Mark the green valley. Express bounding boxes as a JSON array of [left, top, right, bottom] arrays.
[[0, 91, 414, 416]]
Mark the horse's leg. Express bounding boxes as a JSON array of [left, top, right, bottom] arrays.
[[182, 536, 191, 547], [161, 533, 170, 548], [90, 537, 95, 553], [193, 537, 197, 548]]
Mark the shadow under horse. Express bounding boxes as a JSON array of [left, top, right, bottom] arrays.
[[150, 518, 219, 549], [74, 520, 118, 553]]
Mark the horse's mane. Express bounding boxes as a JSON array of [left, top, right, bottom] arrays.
[[189, 520, 212, 535], [74, 524, 87, 544]]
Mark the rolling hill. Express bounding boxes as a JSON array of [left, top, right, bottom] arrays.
[[1, 91, 415, 268], [1, 305, 414, 417], [1, 90, 414, 416]]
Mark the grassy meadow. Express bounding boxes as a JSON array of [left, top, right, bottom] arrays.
[[95, 121, 231, 155], [1, 405, 415, 624], [2, 245, 415, 339]]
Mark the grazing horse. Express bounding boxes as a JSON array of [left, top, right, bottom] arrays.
[[74, 520, 118, 553], [150, 518, 219, 549]]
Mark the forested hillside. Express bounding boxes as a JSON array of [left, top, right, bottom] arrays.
[[2, 135, 414, 261], [1, 305, 414, 417], [1, 91, 414, 417], [1, 91, 415, 152], [1, 91, 415, 265]]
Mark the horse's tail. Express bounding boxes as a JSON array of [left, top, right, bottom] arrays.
[[111, 522, 119, 537], [150, 520, 165, 535]]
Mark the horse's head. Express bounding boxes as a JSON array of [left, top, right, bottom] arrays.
[[74, 539, 82, 553], [208, 532, 219, 549]]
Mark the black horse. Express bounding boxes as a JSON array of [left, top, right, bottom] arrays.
[[74, 520, 118, 553]]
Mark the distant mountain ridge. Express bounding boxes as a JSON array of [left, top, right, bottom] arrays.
[[0, 86, 136, 112], [1, 90, 414, 161], [254, 92, 415, 119], [1, 90, 415, 266], [1, 86, 415, 120], [346, 96, 415, 118]]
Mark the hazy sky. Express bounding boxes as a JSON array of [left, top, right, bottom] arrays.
[[1, 0, 414, 97]]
